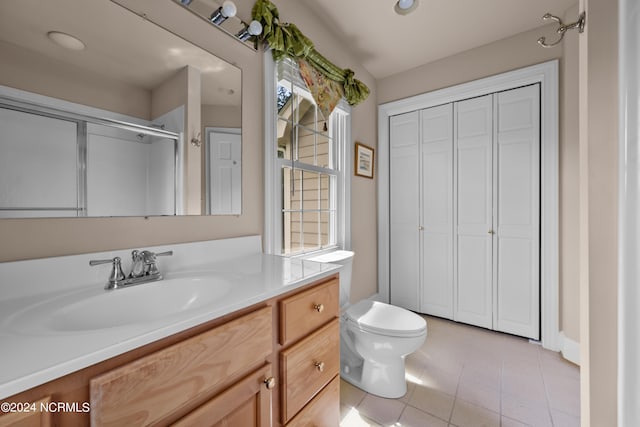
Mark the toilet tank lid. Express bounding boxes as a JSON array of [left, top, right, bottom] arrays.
[[345, 300, 427, 338], [306, 250, 354, 263]]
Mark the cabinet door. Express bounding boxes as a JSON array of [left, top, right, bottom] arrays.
[[171, 364, 273, 427], [420, 104, 454, 318], [495, 85, 540, 339], [455, 94, 494, 329], [389, 111, 420, 311]]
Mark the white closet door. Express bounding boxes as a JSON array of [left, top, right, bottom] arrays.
[[455, 94, 494, 329], [495, 85, 540, 339], [420, 104, 454, 318], [390, 111, 420, 311]]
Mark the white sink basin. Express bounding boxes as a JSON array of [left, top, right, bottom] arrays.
[[3, 273, 231, 334]]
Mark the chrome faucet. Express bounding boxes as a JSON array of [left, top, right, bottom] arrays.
[[90, 250, 173, 290]]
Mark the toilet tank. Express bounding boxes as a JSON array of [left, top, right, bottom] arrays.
[[306, 250, 354, 307]]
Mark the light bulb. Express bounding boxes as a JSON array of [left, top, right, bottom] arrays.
[[248, 20, 262, 36], [210, 1, 236, 25], [236, 20, 263, 41], [394, 0, 418, 15], [221, 1, 237, 18]]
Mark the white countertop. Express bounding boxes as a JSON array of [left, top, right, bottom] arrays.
[[0, 237, 341, 400]]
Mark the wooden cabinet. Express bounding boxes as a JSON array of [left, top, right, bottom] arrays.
[[0, 274, 341, 427], [278, 278, 340, 426]]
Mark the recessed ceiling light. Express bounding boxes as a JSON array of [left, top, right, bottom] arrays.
[[395, 0, 419, 15], [47, 31, 86, 51]]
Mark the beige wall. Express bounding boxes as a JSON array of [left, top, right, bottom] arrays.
[[560, 5, 581, 343], [377, 22, 582, 342], [579, 0, 618, 424], [0, 40, 150, 119], [201, 105, 242, 129]]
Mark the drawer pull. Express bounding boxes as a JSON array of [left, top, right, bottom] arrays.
[[313, 303, 325, 313], [264, 376, 276, 390], [314, 361, 325, 372]]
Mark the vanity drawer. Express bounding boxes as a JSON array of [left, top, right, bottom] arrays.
[[286, 375, 340, 427], [281, 319, 340, 423], [279, 277, 339, 345], [90, 306, 273, 427]]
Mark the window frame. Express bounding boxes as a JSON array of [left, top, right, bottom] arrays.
[[264, 52, 351, 256]]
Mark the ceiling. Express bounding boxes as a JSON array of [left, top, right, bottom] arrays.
[[0, 0, 241, 107], [299, 0, 577, 79]]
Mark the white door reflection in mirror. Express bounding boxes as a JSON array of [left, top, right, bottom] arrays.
[[206, 127, 241, 215]]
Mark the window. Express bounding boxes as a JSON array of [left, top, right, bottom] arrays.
[[265, 57, 351, 255]]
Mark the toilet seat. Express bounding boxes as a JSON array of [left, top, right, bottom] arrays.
[[345, 300, 426, 338]]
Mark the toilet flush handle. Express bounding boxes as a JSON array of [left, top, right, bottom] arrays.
[[313, 303, 325, 313]]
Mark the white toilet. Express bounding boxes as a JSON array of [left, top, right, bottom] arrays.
[[307, 250, 427, 399]]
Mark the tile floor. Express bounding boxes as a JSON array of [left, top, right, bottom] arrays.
[[340, 315, 580, 427]]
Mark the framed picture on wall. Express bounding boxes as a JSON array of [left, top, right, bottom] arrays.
[[355, 142, 374, 179]]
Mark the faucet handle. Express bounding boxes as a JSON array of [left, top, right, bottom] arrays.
[[90, 257, 126, 288], [140, 250, 173, 276]]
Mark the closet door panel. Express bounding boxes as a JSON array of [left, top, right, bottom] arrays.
[[390, 111, 420, 311], [420, 104, 454, 318], [455, 95, 493, 329], [495, 85, 540, 339]]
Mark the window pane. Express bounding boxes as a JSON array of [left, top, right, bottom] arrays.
[[278, 119, 293, 160], [294, 92, 317, 127], [320, 211, 331, 246], [320, 175, 330, 210], [303, 211, 320, 249], [282, 167, 302, 211], [302, 171, 319, 211], [296, 126, 315, 165], [283, 211, 303, 255], [277, 84, 293, 119], [317, 134, 332, 168]]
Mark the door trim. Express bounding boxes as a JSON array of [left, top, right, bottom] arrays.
[[377, 60, 559, 351]]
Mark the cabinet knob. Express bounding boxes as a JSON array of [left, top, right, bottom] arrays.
[[314, 361, 325, 372], [488, 229, 495, 235], [418, 226, 424, 231], [313, 303, 324, 313], [264, 377, 276, 390]]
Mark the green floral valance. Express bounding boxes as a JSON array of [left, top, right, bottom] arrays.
[[251, 0, 370, 106]]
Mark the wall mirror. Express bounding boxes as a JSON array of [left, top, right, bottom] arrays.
[[0, 0, 242, 218]]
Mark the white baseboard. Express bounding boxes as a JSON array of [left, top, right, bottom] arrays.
[[559, 331, 580, 366]]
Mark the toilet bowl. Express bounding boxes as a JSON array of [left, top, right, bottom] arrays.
[[307, 250, 427, 399]]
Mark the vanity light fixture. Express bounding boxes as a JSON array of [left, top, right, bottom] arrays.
[[210, 0, 237, 25], [47, 31, 86, 51], [394, 0, 419, 15], [236, 20, 263, 41]]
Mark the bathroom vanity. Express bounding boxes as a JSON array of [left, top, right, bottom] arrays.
[[0, 237, 341, 426]]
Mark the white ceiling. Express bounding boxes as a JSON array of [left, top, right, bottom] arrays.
[[0, 0, 241, 107], [299, 0, 577, 79]]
